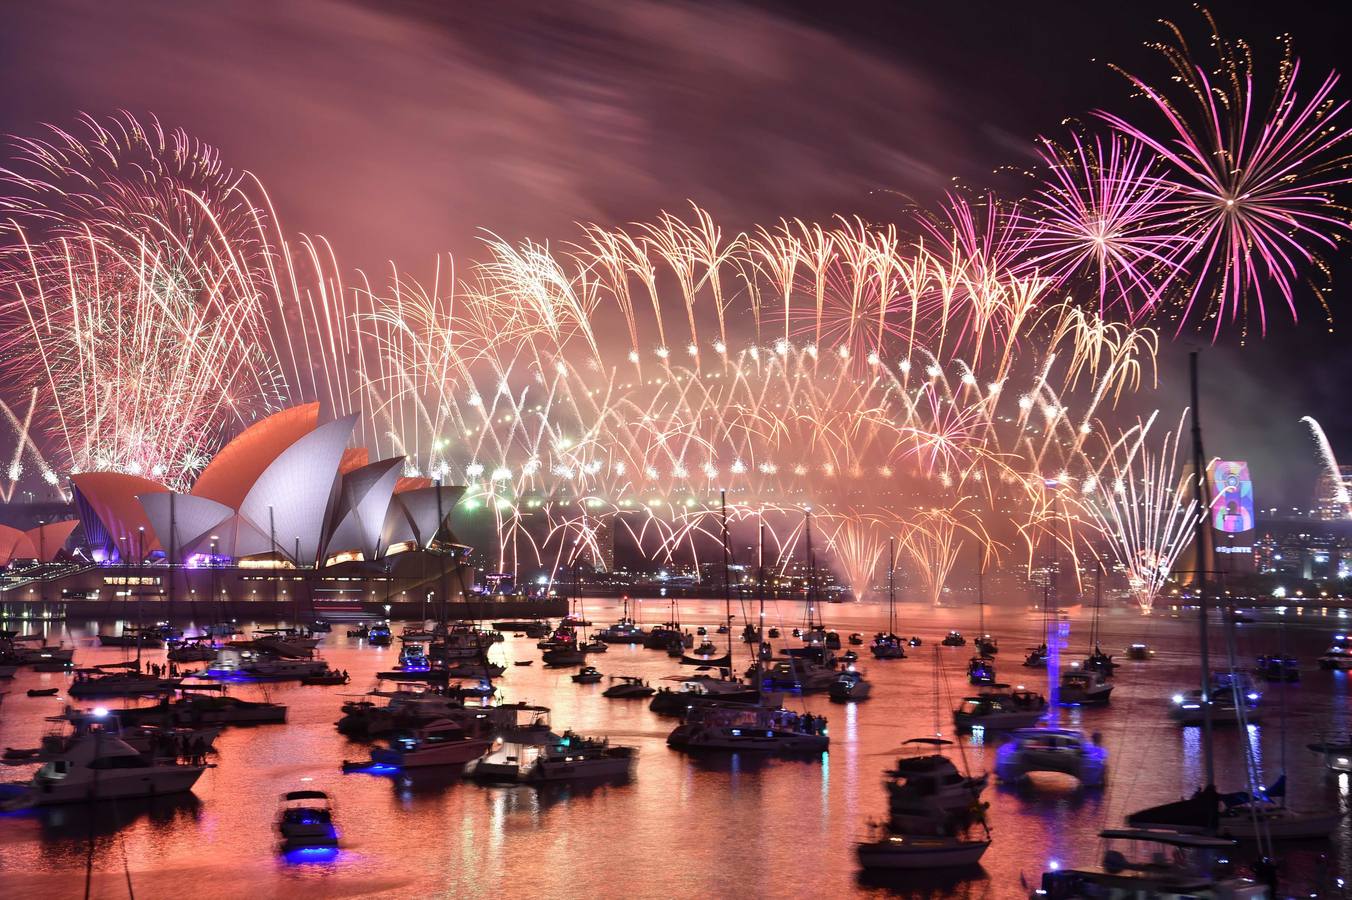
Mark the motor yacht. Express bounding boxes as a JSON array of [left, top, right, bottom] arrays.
[[98, 625, 165, 648], [367, 719, 494, 769], [167, 638, 217, 662], [667, 702, 828, 754], [397, 643, 431, 672], [119, 692, 289, 727], [572, 666, 603, 684], [974, 635, 998, 657], [967, 656, 996, 685], [602, 675, 655, 698], [648, 674, 762, 714], [1058, 664, 1113, 706], [884, 738, 988, 825], [1126, 642, 1151, 660], [277, 790, 338, 849], [543, 646, 585, 667], [367, 623, 393, 646], [1255, 654, 1299, 682], [1126, 781, 1341, 841], [0, 713, 206, 809], [1022, 643, 1048, 668], [828, 669, 872, 702], [1169, 671, 1262, 725], [597, 618, 646, 644], [953, 688, 1047, 733], [206, 647, 329, 681], [471, 728, 635, 783], [1318, 634, 1352, 670], [643, 622, 685, 650], [941, 631, 966, 647], [995, 727, 1108, 787]]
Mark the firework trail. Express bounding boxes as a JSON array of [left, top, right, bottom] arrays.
[[1301, 415, 1350, 519]]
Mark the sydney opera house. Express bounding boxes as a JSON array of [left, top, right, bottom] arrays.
[[0, 404, 558, 619]]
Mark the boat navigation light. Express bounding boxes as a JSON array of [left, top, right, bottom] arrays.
[[1246, 692, 1259, 700], [92, 706, 109, 718], [1048, 859, 1060, 871]]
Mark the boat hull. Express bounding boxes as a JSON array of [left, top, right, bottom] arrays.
[[855, 837, 989, 870], [20, 766, 205, 807]]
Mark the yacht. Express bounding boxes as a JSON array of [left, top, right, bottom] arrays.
[[167, 638, 217, 662], [869, 633, 907, 659], [1126, 642, 1152, 660], [543, 646, 585, 667], [597, 618, 646, 644], [953, 688, 1047, 733], [1127, 781, 1341, 841], [471, 728, 636, 783], [828, 669, 872, 702], [1032, 829, 1270, 898], [966, 656, 996, 685], [367, 623, 393, 647], [1169, 671, 1262, 725], [1058, 665, 1114, 706], [572, 666, 604, 684], [367, 719, 494, 769], [649, 674, 762, 714], [884, 738, 989, 825], [277, 790, 339, 849], [601, 675, 655, 698], [941, 631, 966, 647], [1022, 643, 1048, 668], [1318, 634, 1352, 669], [0, 714, 206, 809], [98, 625, 165, 648], [68, 668, 181, 698], [974, 635, 998, 657], [995, 727, 1108, 787], [1255, 654, 1299, 682], [667, 702, 829, 754], [643, 622, 685, 650], [118, 692, 289, 727], [397, 643, 431, 672], [206, 648, 329, 681]]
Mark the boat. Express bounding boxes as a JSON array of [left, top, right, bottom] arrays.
[[1126, 642, 1151, 660], [1032, 829, 1270, 898], [974, 635, 998, 657], [828, 669, 872, 702], [995, 727, 1108, 787], [768, 627, 781, 639], [1022, 643, 1048, 668], [572, 666, 603, 684], [870, 633, 906, 659], [0, 713, 206, 809], [277, 790, 338, 849], [397, 643, 431, 672], [367, 719, 493, 769], [856, 831, 990, 870], [953, 687, 1047, 733], [649, 673, 763, 714], [97, 625, 165, 648], [367, 623, 393, 646], [26, 688, 59, 697], [667, 702, 828, 754], [513, 660, 533, 667], [643, 620, 686, 650], [206, 648, 329, 681], [1126, 781, 1340, 841], [1058, 664, 1113, 706], [543, 646, 585, 667], [602, 675, 655, 698], [346, 625, 369, 639], [471, 727, 636, 783], [908, 636, 922, 647], [848, 632, 863, 646], [884, 738, 989, 824], [1318, 634, 1352, 669], [300, 668, 350, 685], [118, 692, 288, 726], [597, 599, 646, 644], [966, 656, 996, 685], [941, 631, 966, 647], [873, 551, 907, 660], [68, 668, 181, 698], [755, 653, 839, 694], [1169, 671, 1262, 725], [167, 638, 217, 662], [1255, 654, 1299, 682], [578, 638, 607, 654]]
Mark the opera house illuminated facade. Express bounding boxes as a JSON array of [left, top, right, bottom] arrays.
[[1, 404, 554, 619]]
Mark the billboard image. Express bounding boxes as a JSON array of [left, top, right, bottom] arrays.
[[1209, 460, 1254, 534]]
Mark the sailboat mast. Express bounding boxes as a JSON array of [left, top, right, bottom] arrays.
[[888, 536, 896, 635], [721, 489, 732, 664], [805, 508, 815, 630], [977, 544, 984, 637], [1189, 351, 1216, 788]]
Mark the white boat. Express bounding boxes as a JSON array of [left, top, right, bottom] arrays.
[[1058, 665, 1113, 706], [207, 648, 328, 681], [953, 689, 1047, 732], [0, 715, 206, 809], [828, 669, 872, 701], [869, 633, 907, 659], [856, 832, 990, 870], [667, 702, 828, 753], [277, 790, 339, 849], [1032, 829, 1270, 898], [470, 728, 636, 783], [368, 719, 493, 769], [995, 727, 1108, 787], [1318, 634, 1352, 669]]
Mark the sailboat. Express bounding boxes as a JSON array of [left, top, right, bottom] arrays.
[[870, 536, 906, 659]]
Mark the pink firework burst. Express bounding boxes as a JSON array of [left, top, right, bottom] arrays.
[[1097, 13, 1352, 336]]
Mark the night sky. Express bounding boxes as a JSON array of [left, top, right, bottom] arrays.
[[2, 0, 1349, 506]]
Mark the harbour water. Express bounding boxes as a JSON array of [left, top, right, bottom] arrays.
[[1, 599, 1349, 898]]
